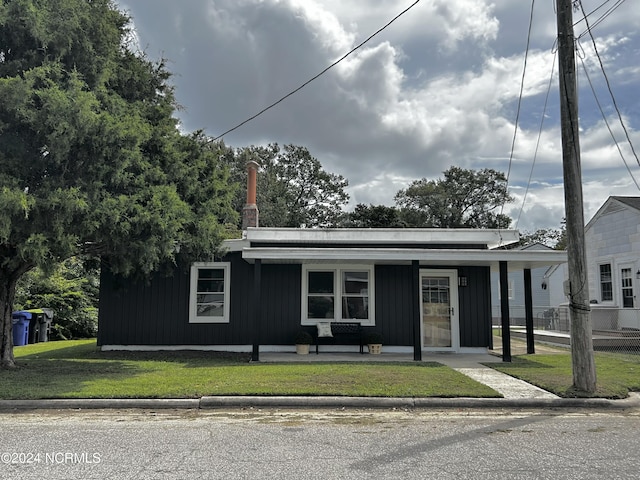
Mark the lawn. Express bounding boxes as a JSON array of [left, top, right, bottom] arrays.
[[489, 352, 640, 398], [2, 340, 500, 400]]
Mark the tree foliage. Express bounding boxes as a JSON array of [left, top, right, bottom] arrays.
[[15, 257, 99, 339], [342, 204, 406, 228], [394, 166, 513, 228], [517, 221, 567, 250], [0, 0, 236, 367], [228, 144, 349, 228]]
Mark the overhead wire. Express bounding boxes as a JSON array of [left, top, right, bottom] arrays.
[[576, 0, 640, 169], [499, 0, 536, 232], [515, 51, 558, 229], [211, 0, 422, 142], [579, 55, 640, 190]]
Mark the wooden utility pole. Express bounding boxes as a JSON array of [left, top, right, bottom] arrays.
[[556, 0, 597, 392]]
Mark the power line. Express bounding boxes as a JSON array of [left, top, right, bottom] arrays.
[[500, 0, 536, 225], [515, 51, 557, 229], [577, 0, 640, 168], [579, 56, 640, 190], [211, 0, 422, 142]]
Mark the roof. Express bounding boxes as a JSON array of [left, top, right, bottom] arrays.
[[223, 227, 566, 272], [611, 196, 640, 210], [585, 196, 640, 232]]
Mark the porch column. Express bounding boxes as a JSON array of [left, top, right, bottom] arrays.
[[499, 261, 511, 362], [412, 260, 422, 361], [251, 259, 262, 362], [524, 268, 535, 354]]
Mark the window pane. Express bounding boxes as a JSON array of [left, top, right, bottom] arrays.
[[343, 271, 368, 295], [308, 271, 334, 294], [342, 297, 368, 319], [622, 268, 634, 308], [197, 303, 225, 317], [308, 296, 334, 319], [198, 269, 225, 293]]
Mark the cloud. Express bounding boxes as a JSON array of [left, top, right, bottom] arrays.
[[117, 0, 640, 231]]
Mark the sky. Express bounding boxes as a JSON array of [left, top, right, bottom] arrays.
[[117, 0, 640, 232]]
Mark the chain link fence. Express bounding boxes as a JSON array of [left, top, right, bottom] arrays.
[[492, 304, 640, 355]]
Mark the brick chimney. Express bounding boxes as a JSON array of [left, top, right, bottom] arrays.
[[242, 160, 259, 229]]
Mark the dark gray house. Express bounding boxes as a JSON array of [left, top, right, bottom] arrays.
[[98, 226, 567, 358], [97, 162, 567, 358]]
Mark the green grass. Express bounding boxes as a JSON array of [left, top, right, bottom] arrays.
[[489, 352, 640, 398], [2, 340, 500, 400]]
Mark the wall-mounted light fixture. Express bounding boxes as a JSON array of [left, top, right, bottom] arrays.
[[458, 276, 468, 287], [636, 269, 640, 279]]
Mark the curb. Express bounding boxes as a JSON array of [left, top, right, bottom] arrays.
[[0, 393, 638, 411]]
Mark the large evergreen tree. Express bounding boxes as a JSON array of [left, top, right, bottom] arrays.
[[0, 0, 236, 367]]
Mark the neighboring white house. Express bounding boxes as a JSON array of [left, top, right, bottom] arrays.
[[490, 243, 568, 328], [584, 196, 640, 332]]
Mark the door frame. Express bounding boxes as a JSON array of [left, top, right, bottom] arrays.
[[419, 269, 460, 351]]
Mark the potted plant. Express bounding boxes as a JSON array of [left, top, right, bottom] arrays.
[[364, 332, 384, 354], [294, 330, 313, 355]]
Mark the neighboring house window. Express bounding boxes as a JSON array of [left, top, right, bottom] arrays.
[[599, 264, 613, 302], [621, 268, 634, 308], [497, 279, 514, 300], [302, 265, 374, 326], [189, 262, 230, 323]]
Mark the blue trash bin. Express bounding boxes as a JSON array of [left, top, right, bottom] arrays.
[[12, 315, 30, 347]]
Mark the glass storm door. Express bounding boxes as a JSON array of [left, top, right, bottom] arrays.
[[420, 270, 459, 350]]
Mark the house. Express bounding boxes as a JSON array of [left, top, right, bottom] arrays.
[[490, 244, 568, 328], [584, 196, 640, 332], [97, 163, 567, 359]]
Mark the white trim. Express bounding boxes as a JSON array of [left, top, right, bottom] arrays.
[[245, 227, 519, 249], [189, 262, 231, 323], [598, 261, 614, 304], [242, 247, 567, 270], [301, 264, 375, 326], [101, 344, 252, 352]]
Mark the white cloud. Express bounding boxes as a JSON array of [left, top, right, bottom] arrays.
[[116, 0, 640, 231]]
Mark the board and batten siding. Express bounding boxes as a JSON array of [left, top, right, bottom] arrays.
[[99, 258, 492, 349]]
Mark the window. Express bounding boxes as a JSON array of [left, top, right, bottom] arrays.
[[189, 262, 230, 323], [497, 279, 514, 300], [302, 265, 374, 326], [600, 264, 613, 302], [621, 268, 634, 308]]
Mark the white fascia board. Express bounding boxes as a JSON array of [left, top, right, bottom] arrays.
[[242, 247, 567, 270], [245, 227, 519, 249], [222, 238, 250, 252]]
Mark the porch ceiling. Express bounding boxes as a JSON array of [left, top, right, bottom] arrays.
[[241, 247, 567, 271]]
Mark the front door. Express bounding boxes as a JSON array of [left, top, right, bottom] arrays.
[[420, 269, 459, 351]]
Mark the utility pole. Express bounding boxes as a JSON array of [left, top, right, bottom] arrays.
[[556, 0, 597, 392]]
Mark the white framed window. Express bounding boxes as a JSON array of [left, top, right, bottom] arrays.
[[621, 267, 634, 308], [189, 262, 231, 323], [497, 279, 514, 300], [302, 264, 375, 326], [599, 263, 613, 302]]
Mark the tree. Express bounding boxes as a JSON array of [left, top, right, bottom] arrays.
[[342, 204, 406, 228], [0, 0, 236, 367], [394, 167, 513, 228], [517, 223, 567, 250], [15, 257, 99, 339], [228, 144, 349, 228]]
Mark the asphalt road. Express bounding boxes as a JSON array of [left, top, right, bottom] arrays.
[[1, 407, 639, 479]]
